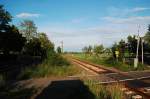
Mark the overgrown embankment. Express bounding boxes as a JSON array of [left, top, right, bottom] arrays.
[[73, 53, 148, 71]]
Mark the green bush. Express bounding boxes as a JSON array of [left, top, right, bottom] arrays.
[[46, 51, 70, 66], [18, 64, 81, 80]]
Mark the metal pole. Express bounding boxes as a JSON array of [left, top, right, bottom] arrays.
[[61, 41, 63, 53], [142, 38, 144, 64], [134, 25, 140, 68], [136, 37, 140, 59]]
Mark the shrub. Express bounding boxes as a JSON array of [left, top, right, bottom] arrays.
[[18, 64, 81, 80], [46, 51, 70, 66], [0, 75, 5, 87]]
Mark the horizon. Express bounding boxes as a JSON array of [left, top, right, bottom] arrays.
[[1, 0, 150, 52]]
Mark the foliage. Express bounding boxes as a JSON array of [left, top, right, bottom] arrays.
[[88, 45, 92, 55], [93, 44, 104, 57], [18, 63, 81, 79], [0, 5, 26, 55], [144, 24, 150, 45], [127, 35, 137, 55], [82, 45, 93, 58], [19, 20, 37, 42], [38, 33, 54, 50], [19, 20, 54, 59], [82, 46, 89, 54], [23, 37, 42, 56], [38, 32, 54, 58], [111, 25, 150, 65], [74, 53, 149, 71], [57, 46, 62, 54], [0, 5, 12, 25], [144, 24, 150, 53], [118, 39, 126, 59], [24, 33, 54, 59], [46, 51, 70, 66]]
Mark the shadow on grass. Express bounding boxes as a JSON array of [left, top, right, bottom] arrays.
[[0, 84, 36, 99], [35, 79, 95, 99], [0, 55, 42, 80]]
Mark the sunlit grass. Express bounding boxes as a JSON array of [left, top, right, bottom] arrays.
[[84, 80, 123, 99], [18, 63, 82, 79], [73, 53, 148, 71]]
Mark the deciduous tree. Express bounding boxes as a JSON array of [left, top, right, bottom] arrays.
[[0, 5, 26, 55], [19, 20, 37, 42]]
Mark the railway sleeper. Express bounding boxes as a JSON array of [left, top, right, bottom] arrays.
[[121, 88, 144, 99], [143, 87, 150, 93]]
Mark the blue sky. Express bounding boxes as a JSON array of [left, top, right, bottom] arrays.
[[1, 0, 150, 51]]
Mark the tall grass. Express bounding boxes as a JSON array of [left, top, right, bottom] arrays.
[[73, 53, 148, 71], [84, 80, 123, 99], [18, 63, 82, 79], [0, 74, 5, 87], [17, 52, 84, 79]]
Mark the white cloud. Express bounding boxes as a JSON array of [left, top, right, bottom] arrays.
[[37, 6, 150, 52], [16, 13, 40, 18], [39, 23, 146, 52], [107, 7, 150, 17], [102, 16, 150, 24], [71, 18, 87, 23], [131, 7, 150, 12]]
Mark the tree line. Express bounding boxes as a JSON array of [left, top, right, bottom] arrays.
[[82, 44, 111, 57], [0, 5, 53, 60], [112, 25, 150, 63], [0, 5, 69, 66], [82, 25, 150, 64]]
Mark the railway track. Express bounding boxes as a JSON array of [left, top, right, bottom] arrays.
[[71, 57, 150, 99]]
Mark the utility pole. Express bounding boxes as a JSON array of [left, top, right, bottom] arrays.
[[141, 38, 144, 65], [134, 25, 140, 68], [136, 37, 140, 59], [61, 41, 63, 53]]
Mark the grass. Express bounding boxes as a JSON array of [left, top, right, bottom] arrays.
[[0, 85, 36, 99], [0, 74, 36, 99], [17, 53, 84, 79], [84, 80, 123, 99], [0, 74, 5, 87], [72, 53, 148, 71], [18, 63, 82, 80]]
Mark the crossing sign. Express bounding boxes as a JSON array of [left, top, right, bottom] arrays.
[[115, 51, 119, 58]]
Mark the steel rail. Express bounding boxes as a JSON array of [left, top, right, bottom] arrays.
[[71, 57, 150, 99]]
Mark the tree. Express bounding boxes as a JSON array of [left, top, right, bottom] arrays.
[[38, 33, 54, 58], [93, 45, 104, 57], [57, 46, 62, 54], [24, 37, 42, 56], [104, 48, 112, 55], [0, 5, 12, 26], [127, 35, 137, 56], [38, 33, 54, 50], [111, 43, 119, 58], [19, 20, 37, 42], [82, 46, 89, 58], [88, 45, 92, 56], [0, 5, 26, 55], [118, 39, 126, 59], [144, 25, 150, 53], [23, 32, 54, 58], [144, 24, 150, 46], [82, 46, 88, 54]]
